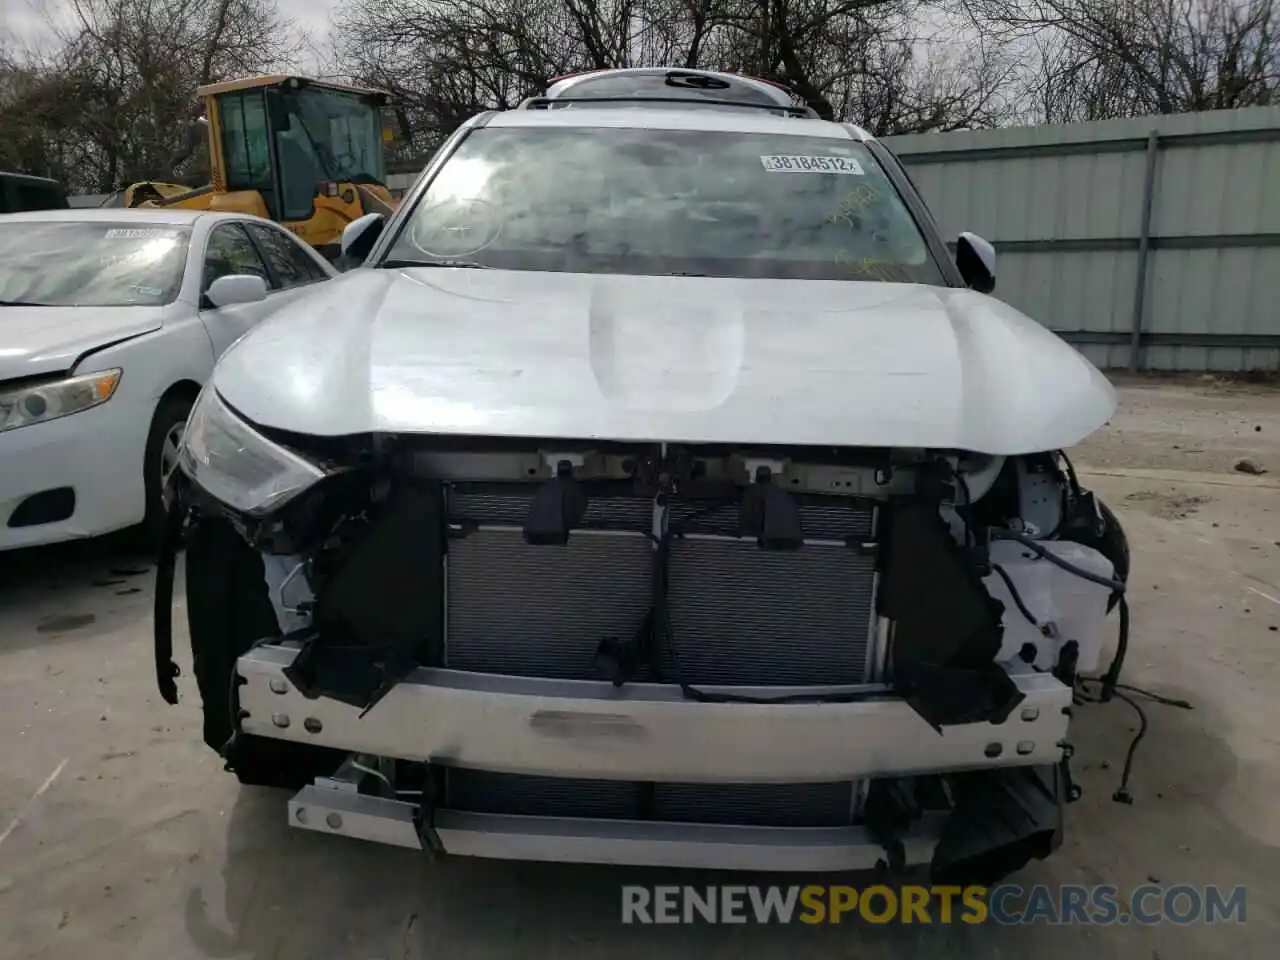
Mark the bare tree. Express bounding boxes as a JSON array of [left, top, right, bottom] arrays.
[[334, 0, 1018, 155], [19, 0, 1261, 195], [0, 35, 85, 184], [965, 0, 1280, 121], [0, 0, 300, 192]]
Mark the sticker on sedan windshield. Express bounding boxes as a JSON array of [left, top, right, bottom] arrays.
[[103, 228, 178, 240], [759, 155, 864, 174]]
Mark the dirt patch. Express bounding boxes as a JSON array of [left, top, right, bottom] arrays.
[[1123, 489, 1210, 520]]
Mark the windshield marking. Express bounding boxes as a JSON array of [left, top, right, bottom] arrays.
[[834, 250, 915, 283], [759, 155, 864, 175], [103, 228, 181, 240], [827, 185, 881, 227]]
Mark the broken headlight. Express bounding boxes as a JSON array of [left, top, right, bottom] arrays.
[[178, 384, 329, 516]]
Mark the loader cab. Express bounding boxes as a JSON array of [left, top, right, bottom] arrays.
[[202, 76, 390, 226]]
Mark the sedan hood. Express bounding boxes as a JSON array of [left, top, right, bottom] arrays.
[[0, 306, 164, 380], [212, 268, 1116, 455]]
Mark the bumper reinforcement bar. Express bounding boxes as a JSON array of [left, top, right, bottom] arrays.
[[287, 777, 945, 872], [287, 761, 1065, 879], [239, 644, 1072, 783]]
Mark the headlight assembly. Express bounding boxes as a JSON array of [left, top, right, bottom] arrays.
[[0, 368, 122, 434], [179, 385, 330, 516]]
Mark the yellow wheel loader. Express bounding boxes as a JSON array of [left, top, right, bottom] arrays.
[[126, 75, 399, 262]]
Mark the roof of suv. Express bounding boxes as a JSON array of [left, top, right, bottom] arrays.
[[487, 104, 873, 139], [498, 66, 876, 140]]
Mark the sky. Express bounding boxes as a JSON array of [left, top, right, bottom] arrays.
[[1, 0, 342, 49]]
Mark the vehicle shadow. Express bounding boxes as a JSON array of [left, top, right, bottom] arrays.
[[184, 686, 1276, 960], [0, 532, 158, 653]]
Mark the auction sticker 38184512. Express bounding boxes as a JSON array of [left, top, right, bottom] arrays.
[[759, 155, 865, 174]]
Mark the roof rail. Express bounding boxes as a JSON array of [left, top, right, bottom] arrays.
[[546, 68, 795, 90], [750, 76, 797, 94], [531, 68, 821, 118], [520, 95, 819, 118], [546, 69, 599, 85]]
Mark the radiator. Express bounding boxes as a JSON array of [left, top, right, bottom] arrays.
[[444, 489, 879, 685], [441, 487, 879, 826]]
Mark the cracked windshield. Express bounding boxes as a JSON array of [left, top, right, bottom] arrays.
[[390, 127, 943, 282]]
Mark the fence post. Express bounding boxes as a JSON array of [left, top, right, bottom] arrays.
[[1129, 129, 1161, 372]]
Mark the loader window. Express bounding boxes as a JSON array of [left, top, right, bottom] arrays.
[[218, 91, 279, 220], [277, 87, 387, 188]]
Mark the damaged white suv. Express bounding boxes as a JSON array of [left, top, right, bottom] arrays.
[[155, 68, 1133, 885]]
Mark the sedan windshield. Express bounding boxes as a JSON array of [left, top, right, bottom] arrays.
[[0, 221, 191, 307], [385, 126, 942, 283]]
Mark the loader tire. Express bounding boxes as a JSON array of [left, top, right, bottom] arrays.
[[185, 514, 344, 790]]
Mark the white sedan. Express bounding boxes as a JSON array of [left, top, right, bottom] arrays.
[[0, 208, 337, 551]]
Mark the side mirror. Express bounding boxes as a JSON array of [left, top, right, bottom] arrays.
[[341, 212, 385, 263], [955, 232, 996, 293], [206, 274, 269, 308]]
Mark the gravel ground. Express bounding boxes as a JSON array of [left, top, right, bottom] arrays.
[[1, 376, 1278, 960], [1073, 374, 1280, 476]]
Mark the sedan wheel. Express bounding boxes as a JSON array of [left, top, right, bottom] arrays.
[[159, 420, 185, 496], [142, 395, 195, 549]]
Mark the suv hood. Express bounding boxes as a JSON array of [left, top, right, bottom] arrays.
[[212, 268, 1115, 455], [0, 305, 164, 380]]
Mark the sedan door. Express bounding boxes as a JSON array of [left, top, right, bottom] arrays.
[[196, 222, 278, 357]]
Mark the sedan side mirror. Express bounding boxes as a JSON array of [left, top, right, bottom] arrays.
[[206, 273, 269, 308], [955, 232, 996, 293], [341, 212, 385, 264]]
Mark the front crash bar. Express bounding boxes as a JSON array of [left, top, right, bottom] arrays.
[[238, 645, 1071, 784]]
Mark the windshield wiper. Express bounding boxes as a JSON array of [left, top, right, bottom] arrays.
[[379, 258, 492, 270], [0, 298, 50, 306]]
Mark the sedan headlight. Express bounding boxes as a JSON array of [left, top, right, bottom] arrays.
[[0, 368, 122, 434], [179, 384, 329, 516]]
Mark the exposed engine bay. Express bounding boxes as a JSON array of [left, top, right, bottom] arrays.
[[156, 434, 1133, 885]]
